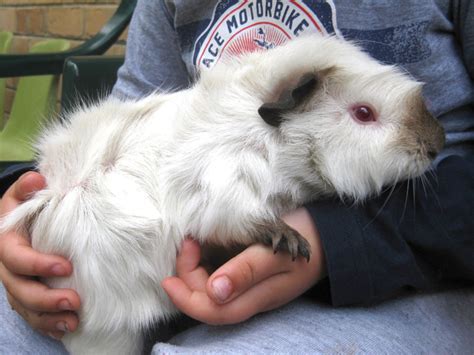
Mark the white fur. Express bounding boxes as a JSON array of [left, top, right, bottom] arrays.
[[0, 35, 443, 354]]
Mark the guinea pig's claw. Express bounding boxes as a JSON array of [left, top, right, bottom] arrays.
[[260, 220, 311, 262]]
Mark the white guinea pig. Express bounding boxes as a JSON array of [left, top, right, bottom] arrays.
[[0, 34, 444, 354]]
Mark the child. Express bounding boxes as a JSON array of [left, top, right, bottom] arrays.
[[1, 1, 473, 353]]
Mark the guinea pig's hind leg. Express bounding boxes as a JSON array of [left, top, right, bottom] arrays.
[[256, 219, 311, 262]]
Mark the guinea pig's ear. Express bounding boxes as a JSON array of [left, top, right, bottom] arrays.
[[258, 73, 320, 127]]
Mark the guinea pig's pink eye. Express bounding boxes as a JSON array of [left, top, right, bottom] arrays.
[[350, 105, 377, 124]]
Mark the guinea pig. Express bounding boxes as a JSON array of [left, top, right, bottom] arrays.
[[0, 34, 444, 354]]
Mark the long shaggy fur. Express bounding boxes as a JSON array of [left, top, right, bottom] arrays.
[[0, 34, 444, 354]]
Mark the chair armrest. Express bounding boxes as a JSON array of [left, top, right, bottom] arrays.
[[61, 56, 124, 114], [0, 56, 124, 180]]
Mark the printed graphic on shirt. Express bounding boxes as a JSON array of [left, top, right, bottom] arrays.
[[341, 22, 432, 65], [193, 0, 340, 70]]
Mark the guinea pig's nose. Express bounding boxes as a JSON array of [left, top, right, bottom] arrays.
[[427, 150, 438, 160], [425, 127, 445, 160]]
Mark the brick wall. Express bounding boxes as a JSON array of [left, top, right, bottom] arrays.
[[0, 0, 129, 122]]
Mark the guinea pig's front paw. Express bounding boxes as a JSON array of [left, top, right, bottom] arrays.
[[258, 219, 311, 262]]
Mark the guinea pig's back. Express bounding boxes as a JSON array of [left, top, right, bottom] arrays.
[[2, 97, 175, 330]]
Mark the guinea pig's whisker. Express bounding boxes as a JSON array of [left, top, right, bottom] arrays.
[[380, 185, 394, 194], [427, 168, 439, 187], [425, 174, 436, 195], [419, 174, 429, 197], [399, 179, 411, 224], [424, 173, 443, 210], [363, 174, 401, 229], [412, 178, 417, 219]]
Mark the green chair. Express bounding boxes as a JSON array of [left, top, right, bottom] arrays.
[[0, 0, 135, 194], [0, 0, 136, 78], [0, 31, 13, 52], [0, 31, 13, 128], [0, 55, 125, 196], [0, 31, 12, 54], [0, 39, 70, 162]]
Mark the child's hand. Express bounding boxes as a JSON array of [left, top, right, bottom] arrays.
[[162, 208, 326, 325], [0, 172, 81, 339]]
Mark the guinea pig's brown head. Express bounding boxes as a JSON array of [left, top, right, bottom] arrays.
[[257, 47, 445, 201], [393, 92, 445, 172]]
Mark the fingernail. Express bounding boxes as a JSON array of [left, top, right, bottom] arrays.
[[57, 299, 73, 311], [56, 321, 69, 332], [50, 264, 66, 276], [211, 276, 233, 303]]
